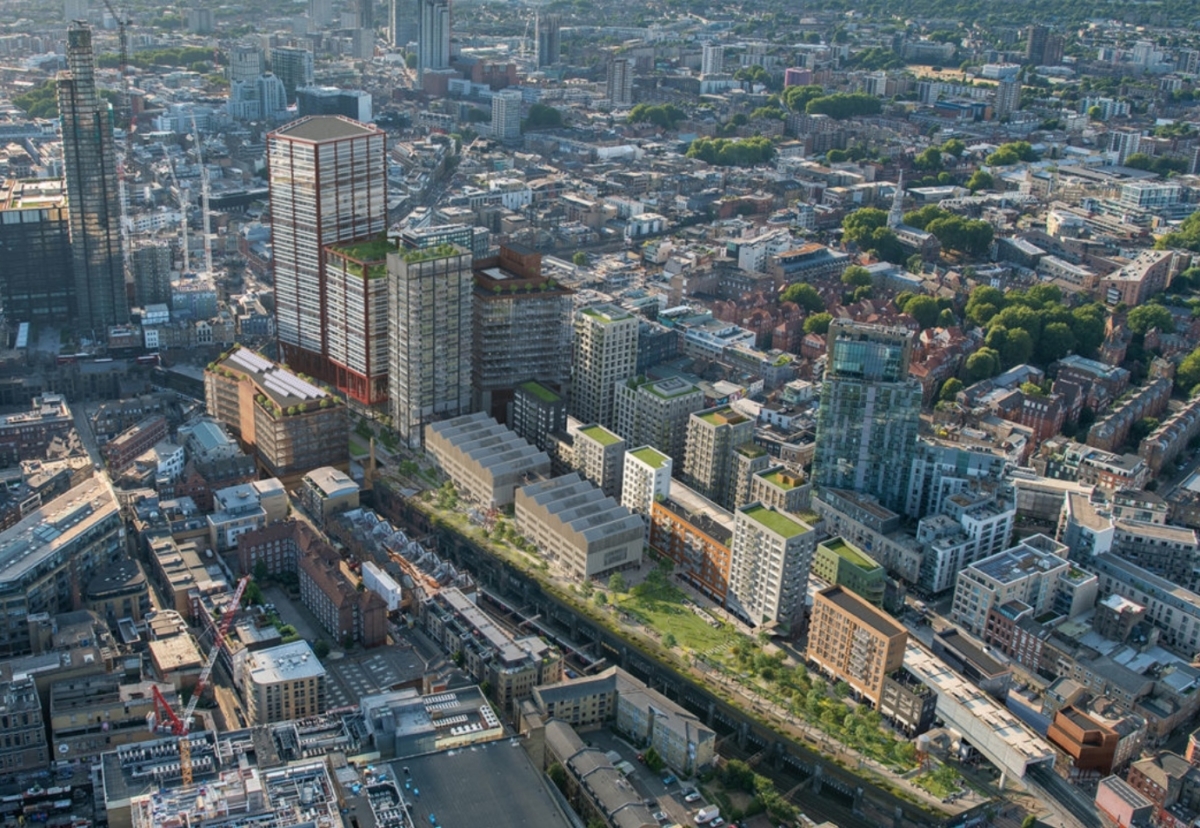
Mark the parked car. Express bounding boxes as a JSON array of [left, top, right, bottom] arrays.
[[684, 791, 702, 803], [662, 774, 677, 785], [654, 812, 668, 822]]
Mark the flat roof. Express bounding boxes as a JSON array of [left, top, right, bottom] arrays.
[[216, 346, 338, 408], [578, 424, 623, 447], [0, 477, 118, 588], [247, 640, 326, 685], [1, 178, 66, 210], [816, 585, 904, 638], [519, 381, 561, 403], [741, 503, 810, 538], [273, 114, 380, 142], [761, 469, 802, 490], [580, 304, 633, 324], [819, 537, 879, 570], [628, 446, 669, 470], [392, 743, 573, 828]]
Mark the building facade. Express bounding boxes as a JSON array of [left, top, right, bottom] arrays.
[[0, 179, 74, 323], [571, 305, 638, 429], [268, 116, 387, 385], [682, 407, 754, 511], [613, 376, 705, 466], [808, 585, 907, 706], [242, 640, 327, 725], [728, 504, 816, 630]]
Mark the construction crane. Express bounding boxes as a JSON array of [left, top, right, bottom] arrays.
[[99, 0, 133, 130], [190, 110, 214, 276], [161, 149, 190, 274], [150, 575, 251, 787]]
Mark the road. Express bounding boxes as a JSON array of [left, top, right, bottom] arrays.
[[71, 404, 104, 468]]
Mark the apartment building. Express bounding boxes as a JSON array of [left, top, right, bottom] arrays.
[[612, 376, 705, 465], [574, 424, 626, 500], [951, 535, 1071, 636], [510, 381, 567, 452], [682, 407, 754, 511], [571, 305, 638, 429], [813, 537, 886, 606], [649, 479, 735, 605], [728, 504, 816, 630], [241, 640, 327, 725], [621, 446, 672, 520], [748, 467, 808, 515], [808, 585, 907, 706]]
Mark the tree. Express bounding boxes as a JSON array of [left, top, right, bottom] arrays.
[[1158, 210, 1200, 252], [940, 378, 964, 401], [938, 307, 957, 327], [904, 205, 950, 230], [841, 265, 873, 287], [628, 103, 685, 129], [1071, 304, 1107, 354], [781, 282, 825, 312], [907, 254, 924, 274], [1022, 816, 1038, 828], [1177, 345, 1200, 393], [313, 639, 331, 658], [783, 85, 824, 112], [941, 138, 966, 157], [1128, 304, 1176, 335], [966, 348, 1001, 381], [913, 147, 943, 171], [608, 572, 626, 593], [841, 208, 889, 245], [253, 560, 269, 583], [966, 169, 994, 193], [548, 762, 569, 795], [524, 103, 563, 130], [686, 136, 775, 166], [662, 632, 677, 648], [804, 312, 833, 335], [594, 591, 608, 605], [1002, 328, 1035, 366], [903, 295, 941, 329], [572, 251, 588, 266], [805, 93, 882, 119], [1037, 321, 1076, 363], [1087, 105, 1102, 120], [1130, 417, 1160, 443]]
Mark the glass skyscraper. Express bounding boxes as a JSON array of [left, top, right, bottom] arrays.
[[814, 320, 921, 514], [58, 22, 128, 332]]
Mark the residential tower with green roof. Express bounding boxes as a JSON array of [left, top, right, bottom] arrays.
[[729, 503, 817, 631]]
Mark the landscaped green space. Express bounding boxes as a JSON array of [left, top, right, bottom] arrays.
[[629, 446, 669, 468], [822, 537, 876, 569], [579, 424, 623, 446], [742, 503, 809, 537], [913, 765, 962, 799], [614, 569, 742, 654], [519, 380, 561, 403], [349, 436, 369, 456], [334, 235, 394, 261]]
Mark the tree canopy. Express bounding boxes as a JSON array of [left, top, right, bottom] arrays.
[[1127, 304, 1176, 335], [805, 93, 882, 119], [686, 136, 775, 166], [1157, 210, 1200, 252], [964, 284, 1107, 368], [628, 103, 685, 130], [781, 283, 825, 313], [524, 104, 563, 130], [986, 141, 1039, 165]]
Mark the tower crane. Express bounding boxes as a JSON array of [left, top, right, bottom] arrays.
[[162, 149, 190, 274], [99, 0, 133, 131], [190, 111, 214, 276], [150, 575, 250, 787]]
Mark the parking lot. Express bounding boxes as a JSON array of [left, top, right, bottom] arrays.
[[585, 729, 714, 826]]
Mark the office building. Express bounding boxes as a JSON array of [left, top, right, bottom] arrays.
[[356, 0, 374, 29], [516, 473, 644, 579], [388, 244, 473, 447], [204, 346, 349, 485], [299, 467, 360, 526], [491, 88, 522, 141], [571, 305, 638, 429], [813, 537, 886, 606], [650, 480, 734, 605], [268, 116, 387, 385], [622, 446, 671, 519], [613, 376, 705, 466], [701, 43, 723, 76], [728, 504, 816, 630], [472, 246, 573, 422], [425, 412, 550, 508], [510, 382, 567, 451], [418, 0, 451, 80], [0, 477, 121, 658], [296, 86, 373, 122], [50, 676, 174, 763], [682, 407, 754, 511], [606, 58, 633, 107], [951, 535, 1071, 636], [130, 240, 172, 307], [228, 42, 265, 83], [814, 321, 921, 514], [535, 13, 561, 67], [84, 558, 151, 625], [241, 640, 327, 725], [389, 0, 418, 46], [58, 22, 127, 330], [269, 46, 314, 103], [0, 179, 74, 323], [0, 677, 48, 773], [574, 425, 625, 500], [808, 585, 907, 706]]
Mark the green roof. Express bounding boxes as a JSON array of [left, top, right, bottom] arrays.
[[581, 306, 630, 323], [629, 447, 669, 469], [819, 537, 879, 570], [519, 381, 561, 403], [579, 425, 622, 447], [763, 470, 801, 490], [332, 235, 394, 262], [401, 243, 463, 264], [742, 504, 810, 538], [736, 444, 766, 458], [698, 408, 745, 426]]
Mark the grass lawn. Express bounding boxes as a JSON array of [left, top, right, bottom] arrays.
[[616, 575, 741, 654], [913, 768, 959, 799], [349, 436, 369, 456]]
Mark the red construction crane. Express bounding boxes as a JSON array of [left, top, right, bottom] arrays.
[[150, 574, 251, 786]]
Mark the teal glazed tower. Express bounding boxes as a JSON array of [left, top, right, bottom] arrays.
[[814, 320, 921, 513]]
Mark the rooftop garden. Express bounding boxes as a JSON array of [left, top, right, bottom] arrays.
[[762, 470, 801, 490], [821, 537, 878, 570], [736, 443, 767, 458], [333, 234, 394, 262], [630, 447, 669, 469], [579, 425, 622, 447], [402, 243, 462, 264], [519, 381, 561, 403], [699, 408, 742, 425], [743, 504, 809, 537]]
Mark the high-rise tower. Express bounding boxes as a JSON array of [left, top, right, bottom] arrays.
[[813, 320, 921, 513], [606, 58, 633, 107], [701, 43, 723, 76], [58, 22, 128, 331], [417, 0, 450, 80], [267, 116, 387, 388], [388, 0, 418, 47], [535, 13, 561, 67], [571, 305, 638, 428], [388, 244, 473, 448]]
